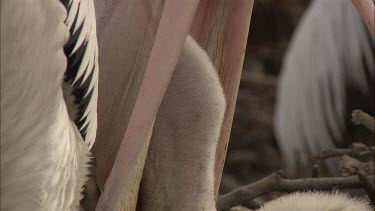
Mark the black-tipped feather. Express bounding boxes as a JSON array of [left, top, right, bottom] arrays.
[[60, 0, 99, 148]]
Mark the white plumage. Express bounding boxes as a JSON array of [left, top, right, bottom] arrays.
[[139, 35, 226, 211], [258, 191, 372, 211], [274, 0, 374, 175], [61, 0, 99, 149], [1, 0, 98, 210]]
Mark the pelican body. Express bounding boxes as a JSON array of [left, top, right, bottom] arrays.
[[1, 0, 99, 210], [258, 192, 372, 211]]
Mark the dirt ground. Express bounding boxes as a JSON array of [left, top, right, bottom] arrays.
[[219, 0, 311, 194]]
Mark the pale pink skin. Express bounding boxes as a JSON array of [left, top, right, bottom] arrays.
[[352, 0, 374, 36]]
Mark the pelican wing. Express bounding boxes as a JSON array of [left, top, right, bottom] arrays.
[[1, 0, 74, 209], [60, 0, 99, 149], [275, 0, 374, 174]]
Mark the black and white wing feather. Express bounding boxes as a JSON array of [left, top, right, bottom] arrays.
[[60, 0, 99, 149]]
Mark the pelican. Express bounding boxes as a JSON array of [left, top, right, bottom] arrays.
[[1, 0, 98, 210], [274, 0, 374, 175], [139, 35, 226, 211], [258, 191, 372, 211]]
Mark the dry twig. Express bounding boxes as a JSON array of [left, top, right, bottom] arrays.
[[340, 154, 375, 176], [315, 143, 375, 161], [216, 170, 372, 211], [352, 110, 375, 133], [219, 109, 374, 210], [358, 169, 375, 202]]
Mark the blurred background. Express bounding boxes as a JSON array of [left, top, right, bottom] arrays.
[[220, 0, 375, 196], [219, 0, 311, 194]]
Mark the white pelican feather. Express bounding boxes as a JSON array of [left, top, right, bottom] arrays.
[[1, 0, 99, 210], [274, 0, 374, 175]]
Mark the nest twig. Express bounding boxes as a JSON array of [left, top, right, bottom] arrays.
[[315, 142, 375, 161], [216, 170, 373, 211], [352, 110, 374, 133], [217, 109, 374, 210], [218, 141, 375, 211]]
